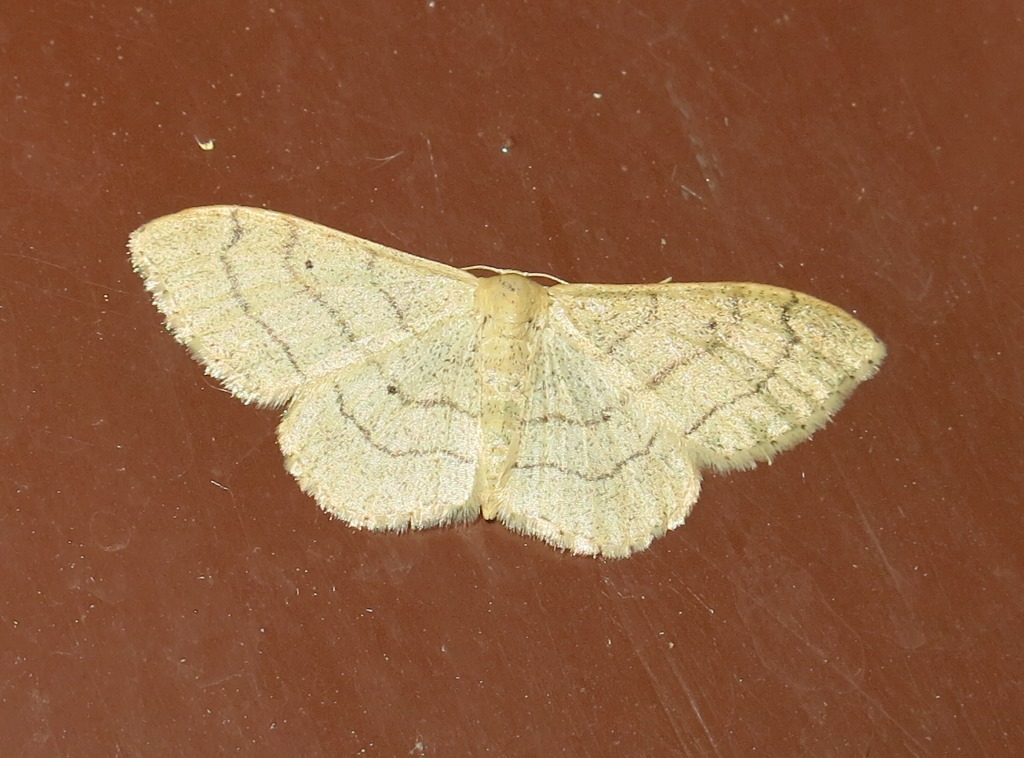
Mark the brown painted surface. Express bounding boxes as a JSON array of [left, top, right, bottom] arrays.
[[2, 2, 1020, 755]]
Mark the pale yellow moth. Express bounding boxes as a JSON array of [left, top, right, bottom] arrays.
[[130, 206, 885, 557]]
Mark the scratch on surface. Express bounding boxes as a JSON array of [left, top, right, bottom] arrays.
[[684, 585, 715, 614], [4, 252, 132, 295], [604, 575, 720, 752], [899, 75, 943, 175], [663, 82, 719, 200], [760, 598, 913, 743], [679, 183, 705, 202], [837, 464, 910, 601], [677, 676, 718, 752], [424, 136, 443, 210], [702, 552, 928, 754], [852, 495, 908, 597], [632, 626, 719, 753], [366, 150, 405, 167], [200, 671, 243, 689]]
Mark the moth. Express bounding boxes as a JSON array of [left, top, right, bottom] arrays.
[[130, 206, 885, 556]]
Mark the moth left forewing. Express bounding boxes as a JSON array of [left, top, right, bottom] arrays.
[[129, 205, 479, 407], [549, 282, 885, 471]]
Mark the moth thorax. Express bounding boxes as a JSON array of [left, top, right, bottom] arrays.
[[475, 273, 550, 334]]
